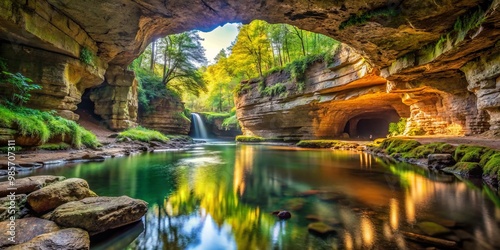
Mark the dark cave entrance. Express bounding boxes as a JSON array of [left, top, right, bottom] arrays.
[[356, 118, 389, 138], [76, 88, 102, 123], [343, 110, 400, 139]]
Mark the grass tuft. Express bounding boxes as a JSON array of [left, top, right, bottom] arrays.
[[118, 126, 169, 143], [235, 135, 264, 142]]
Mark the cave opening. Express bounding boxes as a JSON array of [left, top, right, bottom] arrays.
[[76, 88, 102, 123], [356, 118, 390, 138]]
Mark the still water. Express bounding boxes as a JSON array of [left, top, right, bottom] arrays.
[[22, 143, 500, 249]]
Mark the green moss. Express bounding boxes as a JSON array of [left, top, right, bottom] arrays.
[[117, 126, 169, 143], [483, 153, 500, 179], [0, 146, 22, 153], [454, 145, 486, 162], [380, 138, 421, 155], [339, 7, 398, 30], [235, 135, 264, 142], [261, 82, 287, 97], [479, 149, 499, 166], [0, 105, 100, 148], [443, 162, 483, 177], [38, 143, 71, 151], [453, 6, 487, 44], [297, 140, 340, 148]]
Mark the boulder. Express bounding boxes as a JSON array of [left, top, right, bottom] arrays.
[[428, 154, 456, 170], [0, 194, 29, 221], [307, 222, 336, 236], [6, 228, 89, 250], [27, 178, 97, 214], [442, 162, 483, 178], [50, 196, 148, 235], [0, 217, 60, 248], [0, 176, 65, 197]]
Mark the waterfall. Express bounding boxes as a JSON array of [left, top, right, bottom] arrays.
[[191, 113, 209, 139]]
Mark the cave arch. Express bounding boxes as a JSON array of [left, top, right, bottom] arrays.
[[343, 110, 401, 139]]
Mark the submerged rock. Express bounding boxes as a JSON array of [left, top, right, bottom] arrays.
[[428, 154, 455, 170], [272, 210, 292, 220], [6, 228, 89, 250], [417, 222, 451, 236], [0, 176, 65, 197], [0, 217, 60, 248], [307, 222, 336, 236], [27, 178, 97, 214], [50, 196, 148, 235]]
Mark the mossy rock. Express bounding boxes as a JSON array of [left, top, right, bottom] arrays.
[[442, 162, 482, 177], [307, 222, 336, 236], [235, 135, 264, 142], [296, 140, 339, 148], [417, 221, 451, 236], [454, 145, 486, 162], [483, 153, 500, 181], [380, 138, 421, 154], [403, 142, 456, 159], [479, 149, 499, 166]]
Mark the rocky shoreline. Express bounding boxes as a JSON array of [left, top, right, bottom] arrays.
[[0, 136, 195, 177], [0, 176, 148, 249]]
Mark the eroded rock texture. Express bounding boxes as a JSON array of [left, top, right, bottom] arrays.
[[139, 96, 191, 135], [0, 0, 499, 135]]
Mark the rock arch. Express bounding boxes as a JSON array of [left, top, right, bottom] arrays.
[[0, 0, 499, 134]]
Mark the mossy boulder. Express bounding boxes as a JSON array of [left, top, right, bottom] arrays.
[[403, 142, 455, 159], [483, 153, 500, 184], [454, 145, 487, 162], [380, 138, 421, 155], [442, 162, 483, 177], [428, 154, 456, 170]]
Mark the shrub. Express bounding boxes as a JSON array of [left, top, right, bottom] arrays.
[[118, 126, 169, 142], [80, 47, 94, 65], [222, 108, 239, 130], [235, 135, 264, 142], [388, 118, 407, 136], [261, 83, 287, 97], [0, 59, 41, 107]]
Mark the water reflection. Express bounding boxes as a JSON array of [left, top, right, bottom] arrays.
[[11, 144, 500, 249]]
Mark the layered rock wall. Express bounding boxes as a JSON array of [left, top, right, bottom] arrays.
[[0, 43, 104, 120], [139, 96, 190, 135], [235, 45, 409, 140]]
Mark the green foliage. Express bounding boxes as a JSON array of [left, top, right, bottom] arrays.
[[235, 135, 264, 142], [261, 83, 287, 97], [0, 59, 41, 107], [38, 143, 71, 151], [453, 7, 487, 44], [0, 105, 100, 148], [406, 127, 426, 136], [118, 126, 169, 143], [222, 108, 239, 130], [199, 112, 231, 122], [135, 68, 181, 114], [339, 7, 398, 30], [80, 47, 94, 65], [388, 118, 407, 136]]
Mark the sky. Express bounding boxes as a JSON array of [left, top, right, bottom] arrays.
[[198, 23, 239, 64]]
